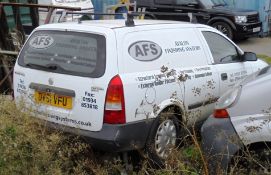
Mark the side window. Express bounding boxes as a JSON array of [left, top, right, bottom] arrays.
[[203, 31, 240, 64], [175, 0, 197, 5], [155, 0, 174, 5]]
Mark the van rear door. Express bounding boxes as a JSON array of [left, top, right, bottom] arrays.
[[14, 30, 109, 131]]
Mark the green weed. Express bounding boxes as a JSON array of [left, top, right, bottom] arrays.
[[257, 54, 271, 64]]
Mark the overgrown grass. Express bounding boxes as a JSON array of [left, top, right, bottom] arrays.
[[257, 54, 271, 64], [1, 96, 270, 175], [0, 96, 205, 175], [0, 96, 129, 175], [0, 96, 92, 174]]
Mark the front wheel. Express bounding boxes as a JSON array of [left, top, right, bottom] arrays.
[[145, 115, 180, 167], [212, 22, 233, 40]]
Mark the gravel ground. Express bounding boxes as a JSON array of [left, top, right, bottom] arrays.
[[236, 37, 271, 56]]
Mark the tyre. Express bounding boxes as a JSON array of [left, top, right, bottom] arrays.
[[211, 22, 233, 40], [145, 114, 180, 167], [228, 146, 271, 174]]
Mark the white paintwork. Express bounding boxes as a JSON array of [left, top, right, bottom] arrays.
[[229, 71, 271, 146], [14, 20, 268, 132]]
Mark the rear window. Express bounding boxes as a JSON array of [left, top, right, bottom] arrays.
[[18, 30, 106, 78]]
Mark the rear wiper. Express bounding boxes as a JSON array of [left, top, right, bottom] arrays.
[[26, 63, 58, 70]]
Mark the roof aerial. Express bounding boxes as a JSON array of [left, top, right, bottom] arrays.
[[125, 13, 135, 27]]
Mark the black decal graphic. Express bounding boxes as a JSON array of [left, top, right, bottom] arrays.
[[129, 41, 162, 61], [135, 45, 144, 57]]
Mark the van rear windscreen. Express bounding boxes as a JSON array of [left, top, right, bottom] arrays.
[[18, 30, 106, 78]]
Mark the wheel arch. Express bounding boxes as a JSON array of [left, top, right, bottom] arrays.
[[151, 99, 185, 123], [158, 104, 183, 122], [207, 17, 236, 31]]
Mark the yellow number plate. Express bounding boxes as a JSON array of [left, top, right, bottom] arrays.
[[34, 91, 72, 109]]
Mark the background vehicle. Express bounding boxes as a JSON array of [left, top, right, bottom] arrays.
[[38, 0, 94, 24], [132, 0, 262, 40], [201, 65, 271, 174]]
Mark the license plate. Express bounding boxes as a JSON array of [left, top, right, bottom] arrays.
[[34, 91, 72, 109], [253, 27, 261, 33]]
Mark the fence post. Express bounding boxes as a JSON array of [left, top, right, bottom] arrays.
[[28, 0, 39, 27], [12, 6, 26, 44], [0, 4, 15, 92]]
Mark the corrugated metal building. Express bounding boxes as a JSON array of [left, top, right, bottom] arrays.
[[92, 0, 119, 19]]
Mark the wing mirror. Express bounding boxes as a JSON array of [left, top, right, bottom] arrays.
[[242, 52, 257, 61]]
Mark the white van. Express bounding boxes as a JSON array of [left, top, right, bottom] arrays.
[[13, 18, 267, 165], [38, 0, 94, 24]]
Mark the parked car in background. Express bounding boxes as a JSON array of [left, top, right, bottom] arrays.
[[132, 0, 262, 40], [201, 65, 271, 174], [38, 0, 94, 24]]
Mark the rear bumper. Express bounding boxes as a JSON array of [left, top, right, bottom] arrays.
[[235, 22, 262, 37], [201, 115, 243, 174], [47, 119, 154, 152]]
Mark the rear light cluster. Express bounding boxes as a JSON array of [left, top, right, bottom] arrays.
[[213, 87, 241, 119], [104, 75, 126, 124], [213, 109, 229, 118]]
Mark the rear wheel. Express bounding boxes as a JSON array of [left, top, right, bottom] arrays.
[[212, 22, 233, 40], [145, 115, 180, 167]]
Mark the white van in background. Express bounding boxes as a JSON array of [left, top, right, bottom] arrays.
[[38, 0, 94, 24]]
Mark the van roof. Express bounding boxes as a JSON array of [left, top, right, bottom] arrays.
[[37, 19, 210, 30]]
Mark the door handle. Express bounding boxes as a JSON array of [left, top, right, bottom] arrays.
[[221, 73, 228, 81]]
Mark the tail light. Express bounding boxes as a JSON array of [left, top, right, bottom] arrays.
[[213, 109, 229, 118], [104, 75, 126, 124]]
